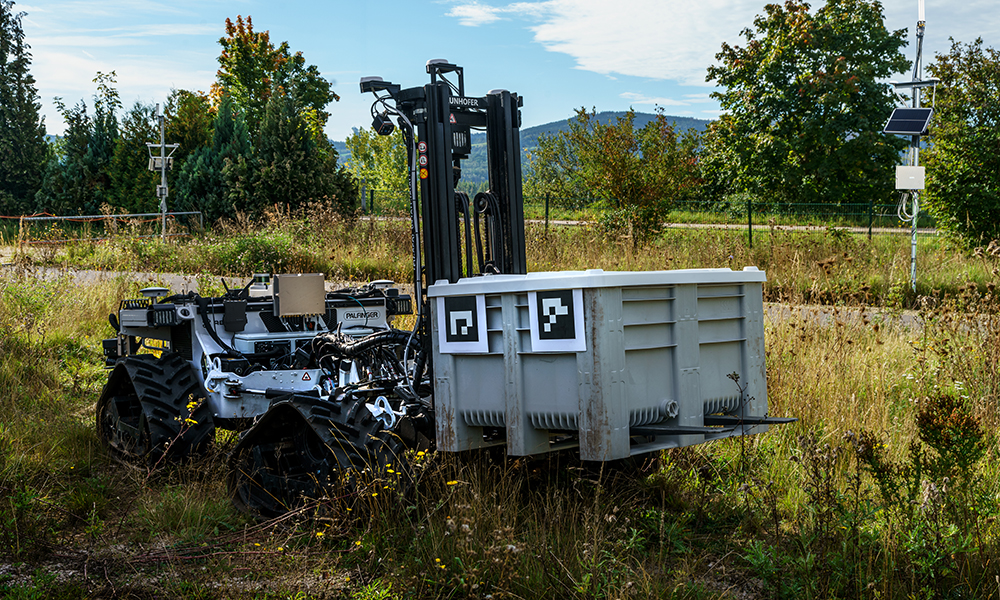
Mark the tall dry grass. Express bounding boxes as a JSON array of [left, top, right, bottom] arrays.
[[1, 218, 999, 598]]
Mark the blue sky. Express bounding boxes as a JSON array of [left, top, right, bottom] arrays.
[[16, 0, 999, 141]]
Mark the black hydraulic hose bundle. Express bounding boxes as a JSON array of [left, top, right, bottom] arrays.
[[311, 329, 414, 359], [309, 328, 417, 383], [474, 191, 504, 274]]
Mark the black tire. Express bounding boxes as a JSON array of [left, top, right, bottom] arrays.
[[228, 393, 412, 519], [96, 352, 215, 467]]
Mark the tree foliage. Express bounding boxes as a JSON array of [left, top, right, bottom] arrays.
[[225, 92, 355, 216], [174, 94, 251, 223], [9, 14, 355, 222], [0, 0, 48, 213], [166, 89, 214, 159], [109, 101, 159, 213], [704, 0, 909, 205], [526, 108, 702, 239], [526, 108, 701, 204], [344, 127, 408, 197], [213, 15, 338, 138], [35, 72, 121, 215], [924, 38, 1000, 245]]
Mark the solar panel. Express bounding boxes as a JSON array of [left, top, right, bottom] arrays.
[[883, 107, 933, 136]]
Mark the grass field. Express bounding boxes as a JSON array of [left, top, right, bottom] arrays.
[[1, 212, 998, 598]]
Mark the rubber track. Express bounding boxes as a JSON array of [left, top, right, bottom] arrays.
[[228, 393, 411, 519], [97, 353, 215, 466]]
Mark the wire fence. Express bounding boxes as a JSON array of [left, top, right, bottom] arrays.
[[0, 211, 205, 245], [362, 190, 934, 233]]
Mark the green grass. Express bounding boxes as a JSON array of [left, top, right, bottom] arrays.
[[1, 213, 999, 597]]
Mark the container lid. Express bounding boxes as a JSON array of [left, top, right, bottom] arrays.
[[428, 267, 766, 297]]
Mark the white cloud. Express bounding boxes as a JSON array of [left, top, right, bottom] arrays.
[[447, 3, 504, 26], [447, 0, 1000, 85], [682, 93, 714, 103], [619, 91, 687, 106], [448, 0, 754, 85], [447, 1, 547, 26]]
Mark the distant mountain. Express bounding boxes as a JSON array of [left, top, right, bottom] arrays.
[[331, 140, 349, 159], [333, 111, 711, 186]]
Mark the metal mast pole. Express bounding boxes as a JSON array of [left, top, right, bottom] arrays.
[[909, 7, 925, 293], [158, 105, 167, 240], [147, 104, 178, 242]]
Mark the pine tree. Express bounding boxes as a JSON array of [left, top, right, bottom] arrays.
[[226, 91, 354, 217], [0, 0, 48, 214], [174, 94, 252, 223]]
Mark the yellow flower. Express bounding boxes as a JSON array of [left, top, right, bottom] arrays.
[[435, 558, 441, 563], [277, 547, 284, 552], [316, 532, 325, 538], [372, 492, 378, 497], [355, 540, 362, 546], [446, 480, 459, 486]]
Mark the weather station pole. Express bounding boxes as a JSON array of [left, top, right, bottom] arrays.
[[884, 0, 938, 293], [147, 104, 179, 241]]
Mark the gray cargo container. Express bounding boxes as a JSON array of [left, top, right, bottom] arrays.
[[428, 267, 770, 460]]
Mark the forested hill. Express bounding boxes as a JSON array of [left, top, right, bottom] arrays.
[[334, 111, 711, 187], [513, 112, 710, 151]]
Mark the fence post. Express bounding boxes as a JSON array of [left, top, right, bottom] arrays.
[[370, 190, 375, 215], [545, 193, 550, 236], [747, 198, 753, 250], [868, 199, 873, 241]]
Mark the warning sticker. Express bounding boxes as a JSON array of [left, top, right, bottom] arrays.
[[418, 141, 427, 153], [449, 113, 456, 124], [419, 168, 428, 179], [302, 372, 312, 381]]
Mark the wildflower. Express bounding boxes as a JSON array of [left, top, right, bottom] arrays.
[[277, 547, 284, 552], [387, 469, 395, 474], [446, 480, 459, 486], [254, 543, 260, 547], [316, 531, 325, 538], [355, 540, 362, 546], [372, 492, 378, 497]]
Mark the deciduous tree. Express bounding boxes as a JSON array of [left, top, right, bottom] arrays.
[[704, 0, 909, 205], [924, 38, 1000, 245], [344, 127, 408, 198], [526, 108, 702, 239], [213, 15, 338, 138]]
